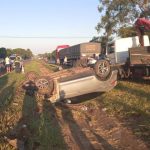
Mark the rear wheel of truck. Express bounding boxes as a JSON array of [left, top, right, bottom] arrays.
[[94, 60, 111, 80], [35, 76, 54, 95]]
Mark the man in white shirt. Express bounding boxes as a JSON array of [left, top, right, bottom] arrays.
[[5, 56, 10, 73]]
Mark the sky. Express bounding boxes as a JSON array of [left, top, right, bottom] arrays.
[[0, 0, 100, 54]]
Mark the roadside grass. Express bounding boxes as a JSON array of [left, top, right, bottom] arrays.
[[94, 79, 150, 144], [25, 60, 41, 73], [40, 60, 59, 72], [0, 60, 67, 150], [1, 60, 150, 148], [39, 60, 150, 145]]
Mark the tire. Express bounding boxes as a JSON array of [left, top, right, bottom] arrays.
[[35, 76, 54, 95], [94, 60, 111, 80]]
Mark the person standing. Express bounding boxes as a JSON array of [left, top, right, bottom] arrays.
[[63, 56, 67, 65], [5, 56, 10, 73]]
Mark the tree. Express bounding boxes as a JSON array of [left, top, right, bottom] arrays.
[[6, 48, 13, 56], [0, 47, 7, 58], [13, 48, 33, 59], [118, 26, 137, 38], [96, 0, 150, 38]]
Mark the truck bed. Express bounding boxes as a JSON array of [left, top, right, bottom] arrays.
[[129, 46, 150, 66]]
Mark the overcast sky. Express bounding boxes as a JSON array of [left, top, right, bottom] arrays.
[[0, 0, 100, 54]]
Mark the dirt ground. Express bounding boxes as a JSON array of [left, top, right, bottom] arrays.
[[2, 62, 149, 150], [36, 63, 149, 150]]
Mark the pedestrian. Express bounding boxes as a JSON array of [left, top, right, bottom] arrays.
[[15, 56, 22, 73], [5, 56, 11, 73], [64, 56, 67, 65]]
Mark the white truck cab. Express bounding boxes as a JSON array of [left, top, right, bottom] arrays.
[[106, 35, 150, 65]]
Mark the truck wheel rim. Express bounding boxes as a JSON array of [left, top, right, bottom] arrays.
[[36, 79, 49, 89]]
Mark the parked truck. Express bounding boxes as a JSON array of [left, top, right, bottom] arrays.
[[96, 17, 150, 80], [104, 35, 150, 79], [56, 42, 101, 67]]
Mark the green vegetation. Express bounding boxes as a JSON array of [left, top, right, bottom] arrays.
[[0, 60, 150, 149], [94, 79, 150, 142], [92, 1, 150, 44], [42, 61, 59, 72], [5, 48, 33, 59], [96, 0, 150, 37], [0, 61, 66, 150]]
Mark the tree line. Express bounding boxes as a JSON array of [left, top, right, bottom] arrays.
[[0, 47, 33, 59]]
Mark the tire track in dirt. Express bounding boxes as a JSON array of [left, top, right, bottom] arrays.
[[54, 103, 149, 150], [33, 62, 149, 150]]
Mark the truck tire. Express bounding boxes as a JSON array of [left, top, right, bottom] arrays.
[[94, 60, 111, 80], [35, 76, 54, 95]]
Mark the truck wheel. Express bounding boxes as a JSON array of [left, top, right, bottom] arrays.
[[35, 76, 54, 95], [94, 60, 111, 80]]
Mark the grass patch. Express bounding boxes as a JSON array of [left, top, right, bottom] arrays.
[[95, 79, 150, 143], [25, 60, 41, 73], [40, 60, 59, 72], [0, 60, 67, 150]]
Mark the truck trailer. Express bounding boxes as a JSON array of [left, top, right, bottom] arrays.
[[57, 42, 101, 67]]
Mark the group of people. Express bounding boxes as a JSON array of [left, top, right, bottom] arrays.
[[4, 56, 23, 73]]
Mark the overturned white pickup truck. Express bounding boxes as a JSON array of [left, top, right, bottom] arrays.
[[24, 61, 118, 103]]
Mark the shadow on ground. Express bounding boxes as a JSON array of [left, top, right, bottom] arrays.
[[5, 85, 67, 150], [68, 92, 104, 104], [0, 81, 15, 112]]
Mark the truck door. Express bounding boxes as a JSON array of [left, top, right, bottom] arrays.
[[106, 43, 116, 64]]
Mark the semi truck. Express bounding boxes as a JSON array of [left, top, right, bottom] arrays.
[[56, 42, 101, 67]]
